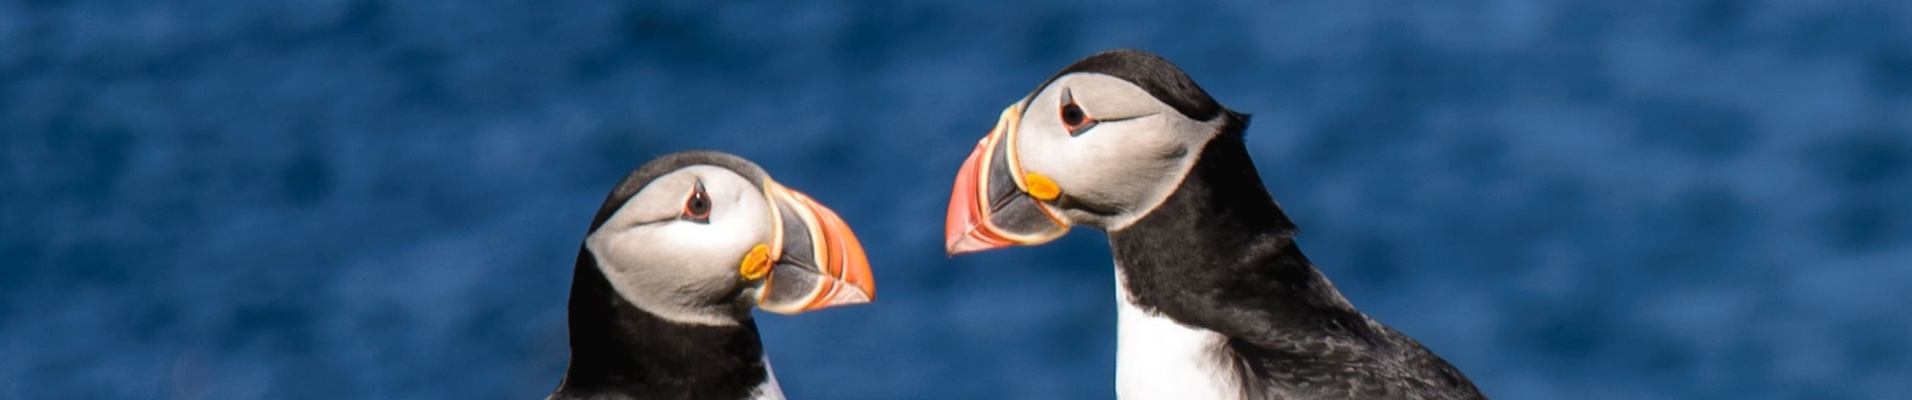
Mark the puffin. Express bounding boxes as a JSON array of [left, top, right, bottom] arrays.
[[943, 49, 1487, 400], [550, 151, 876, 400]]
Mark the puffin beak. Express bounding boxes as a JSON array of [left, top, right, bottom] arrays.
[[756, 181, 876, 314], [944, 104, 1071, 256]]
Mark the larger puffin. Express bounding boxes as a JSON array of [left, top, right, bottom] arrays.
[[550, 151, 875, 400], [945, 49, 1486, 400]]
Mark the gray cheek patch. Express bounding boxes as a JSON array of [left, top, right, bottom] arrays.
[[994, 194, 1065, 232], [757, 195, 866, 310], [775, 201, 811, 260], [987, 134, 1024, 209], [762, 201, 820, 306], [759, 260, 821, 308]]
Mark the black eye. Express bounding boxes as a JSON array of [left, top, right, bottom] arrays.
[[683, 181, 712, 223], [1058, 89, 1095, 135], [1061, 103, 1086, 127]]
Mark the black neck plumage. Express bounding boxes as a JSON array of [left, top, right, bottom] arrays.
[[552, 250, 770, 400], [1107, 117, 1372, 340]]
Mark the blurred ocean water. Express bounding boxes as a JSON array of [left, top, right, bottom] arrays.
[[3, 1, 1910, 399]]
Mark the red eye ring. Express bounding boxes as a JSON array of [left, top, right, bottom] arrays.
[[683, 181, 712, 222]]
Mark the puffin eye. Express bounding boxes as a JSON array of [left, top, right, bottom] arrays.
[[1059, 89, 1096, 135], [1061, 104, 1087, 127], [682, 181, 712, 223]]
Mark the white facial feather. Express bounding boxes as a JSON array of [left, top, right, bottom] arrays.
[[585, 166, 772, 326], [1015, 73, 1225, 231]]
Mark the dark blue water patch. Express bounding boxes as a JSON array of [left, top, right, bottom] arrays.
[[1630, 185, 1758, 281], [1716, 339, 1778, 395], [1681, 0, 1753, 53], [1809, 129, 1912, 250], [19, 0, 65, 9], [1781, 6, 1904, 57], [0, 242, 45, 297], [1048, 302, 1118, 361], [1867, 47, 1912, 97], [354, 304, 410, 334], [1822, 198, 1902, 251], [1370, 27, 1520, 108], [32, 116, 134, 204], [568, 47, 628, 83], [462, 305, 536, 354], [153, 2, 388, 59], [1043, 231, 1116, 280], [1808, 128, 1909, 186], [831, 3, 953, 74], [367, 177, 491, 230], [1441, 132, 1511, 180], [1670, 185, 1755, 244], [227, 302, 319, 355], [1546, 2, 1620, 50], [278, 140, 334, 207], [1297, 108, 1414, 167], [1516, 49, 1621, 103], [796, 136, 866, 175], [314, 0, 393, 48], [1630, 98, 1755, 159], [569, 124, 674, 188], [1343, 235, 1403, 288], [1840, 319, 1908, 371], [1518, 302, 1615, 362], [604, 4, 770, 81], [127, 303, 181, 343], [1775, 384, 1861, 400], [567, 3, 693, 81], [48, 240, 140, 287], [1, 9, 54, 75], [1630, 331, 1701, 377], [129, 42, 215, 80], [1694, 0, 1749, 32], [1497, 177, 1595, 245], [1016, 11, 1083, 67], [378, 46, 455, 111]]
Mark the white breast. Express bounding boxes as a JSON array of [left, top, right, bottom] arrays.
[[752, 356, 787, 400], [1115, 267, 1243, 400]]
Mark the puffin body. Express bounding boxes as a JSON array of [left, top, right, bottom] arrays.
[[551, 151, 875, 400], [946, 50, 1486, 400]]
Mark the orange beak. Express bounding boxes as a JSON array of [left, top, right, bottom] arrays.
[[944, 104, 1071, 256], [756, 181, 876, 314]]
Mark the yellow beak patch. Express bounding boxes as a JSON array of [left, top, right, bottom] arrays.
[[739, 244, 772, 280], [1024, 172, 1062, 201]]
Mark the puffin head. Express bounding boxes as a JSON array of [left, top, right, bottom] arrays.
[[586, 151, 875, 325], [945, 49, 1246, 254]]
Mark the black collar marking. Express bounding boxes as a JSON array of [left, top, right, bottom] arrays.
[[553, 151, 775, 399], [1107, 122, 1485, 398], [1026, 48, 1226, 122]]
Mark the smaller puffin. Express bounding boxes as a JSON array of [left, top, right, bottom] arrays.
[[944, 49, 1486, 399], [550, 151, 875, 400]]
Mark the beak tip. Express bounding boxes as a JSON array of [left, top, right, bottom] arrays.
[[942, 236, 962, 256]]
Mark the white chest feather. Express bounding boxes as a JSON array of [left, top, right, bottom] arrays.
[[1115, 268, 1243, 400], [752, 356, 787, 400]]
